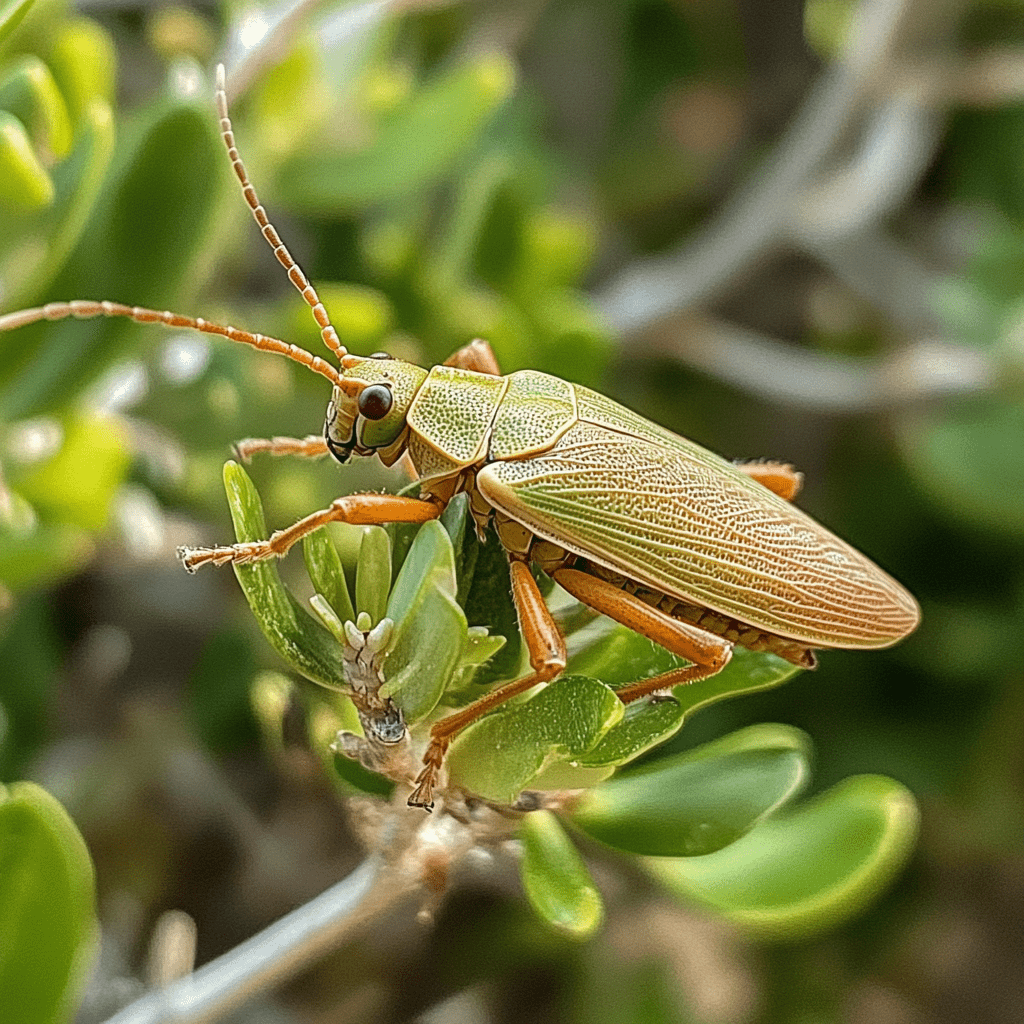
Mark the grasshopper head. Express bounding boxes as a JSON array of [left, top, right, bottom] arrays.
[[325, 355, 428, 464]]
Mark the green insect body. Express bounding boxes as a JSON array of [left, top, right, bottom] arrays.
[[329, 359, 920, 663], [0, 65, 921, 808]]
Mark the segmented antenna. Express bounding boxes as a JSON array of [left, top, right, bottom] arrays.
[[214, 64, 354, 369], [0, 301, 344, 387]]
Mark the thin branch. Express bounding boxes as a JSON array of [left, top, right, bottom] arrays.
[[891, 47, 1024, 107], [644, 313, 995, 413], [594, 0, 918, 335], [791, 95, 943, 247], [101, 856, 412, 1024], [798, 230, 945, 337]]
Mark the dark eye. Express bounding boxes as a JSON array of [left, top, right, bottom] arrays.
[[358, 383, 393, 420]]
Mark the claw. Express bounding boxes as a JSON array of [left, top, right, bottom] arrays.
[[177, 546, 203, 573], [407, 768, 436, 811], [408, 739, 447, 811]]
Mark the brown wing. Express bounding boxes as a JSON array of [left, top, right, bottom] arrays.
[[477, 418, 919, 649]]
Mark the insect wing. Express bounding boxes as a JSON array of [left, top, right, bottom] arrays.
[[476, 395, 919, 649]]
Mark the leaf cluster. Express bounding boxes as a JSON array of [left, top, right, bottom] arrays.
[[224, 460, 918, 941]]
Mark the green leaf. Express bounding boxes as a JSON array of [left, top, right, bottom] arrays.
[[570, 621, 799, 696], [0, 94, 222, 417], [355, 526, 391, 625], [566, 624, 801, 767], [4, 96, 116, 309], [520, 810, 603, 939], [670, 646, 804, 716], [0, 56, 72, 158], [0, 110, 52, 208], [456, 518, 521, 686], [0, 519, 93, 593], [0, 781, 97, 1024], [433, 152, 516, 291], [10, 412, 130, 530], [385, 518, 457, 621], [438, 492, 476, 602], [47, 17, 117, 121], [575, 697, 686, 768], [303, 527, 355, 624], [649, 775, 919, 939], [0, 0, 35, 49], [446, 675, 624, 804], [331, 744, 397, 798], [519, 208, 599, 290], [570, 724, 811, 857], [277, 53, 516, 211], [223, 461, 348, 691], [447, 628, 507, 696], [899, 398, 1024, 538], [382, 520, 468, 723]]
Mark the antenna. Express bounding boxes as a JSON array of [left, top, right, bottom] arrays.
[[0, 301, 345, 388], [214, 64, 355, 369], [0, 68, 367, 392]]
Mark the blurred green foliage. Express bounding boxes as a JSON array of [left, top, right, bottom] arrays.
[[0, 0, 1022, 1022], [0, 781, 96, 1024]]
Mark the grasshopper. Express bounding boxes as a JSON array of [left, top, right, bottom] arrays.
[[0, 66, 920, 809]]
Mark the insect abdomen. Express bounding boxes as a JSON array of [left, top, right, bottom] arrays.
[[492, 510, 816, 666]]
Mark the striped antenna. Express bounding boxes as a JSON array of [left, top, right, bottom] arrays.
[[0, 301, 347, 388], [215, 64, 355, 369]]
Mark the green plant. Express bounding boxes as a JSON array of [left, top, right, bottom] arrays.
[[0, 781, 96, 1024], [224, 459, 918, 940], [8, 0, 1020, 1021]]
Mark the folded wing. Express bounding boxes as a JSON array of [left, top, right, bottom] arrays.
[[477, 418, 919, 649]]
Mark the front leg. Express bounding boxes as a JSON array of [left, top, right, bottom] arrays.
[[178, 493, 442, 572], [233, 434, 329, 462]]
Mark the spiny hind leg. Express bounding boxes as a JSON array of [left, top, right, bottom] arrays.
[[735, 460, 803, 501], [409, 559, 566, 809], [233, 435, 329, 462], [179, 493, 441, 572], [551, 567, 733, 701]]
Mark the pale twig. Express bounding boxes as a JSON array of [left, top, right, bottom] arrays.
[[791, 95, 943, 246], [797, 231, 944, 337], [645, 313, 995, 413], [592, 0, 992, 412], [594, 0, 919, 334], [101, 857, 404, 1024], [891, 47, 1024, 107], [222, 0, 351, 103]]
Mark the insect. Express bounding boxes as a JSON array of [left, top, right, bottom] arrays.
[[0, 66, 921, 809]]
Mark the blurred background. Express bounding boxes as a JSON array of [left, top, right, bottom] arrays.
[[1, 0, 1023, 1021]]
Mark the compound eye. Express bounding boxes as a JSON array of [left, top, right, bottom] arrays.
[[357, 383, 393, 420], [368, 351, 392, 360]]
